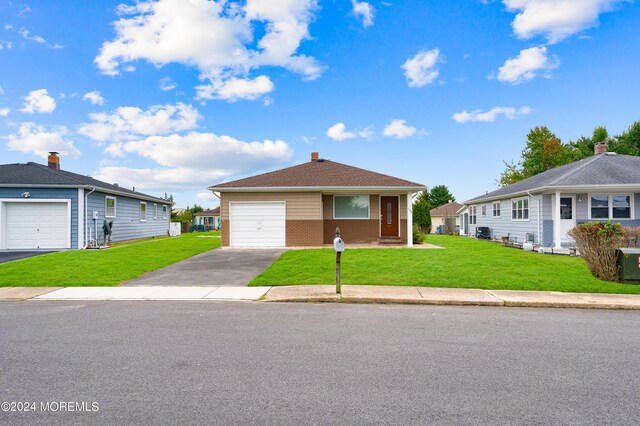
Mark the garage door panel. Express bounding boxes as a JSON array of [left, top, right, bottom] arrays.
[[230, 202, 285, 247], [4, 202, 70, 249]]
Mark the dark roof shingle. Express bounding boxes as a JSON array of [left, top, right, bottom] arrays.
[[430, 202, 463, 216], [0, 162, 171, 204], [465, 153, 640, 203]]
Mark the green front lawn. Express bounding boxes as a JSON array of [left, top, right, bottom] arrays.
[[249, 235, 640, 294], [0, 232, 220, 287]]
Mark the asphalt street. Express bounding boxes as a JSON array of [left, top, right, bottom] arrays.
[[1, 302, 639, 425]]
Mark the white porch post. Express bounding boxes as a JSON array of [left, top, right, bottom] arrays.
[[553, 191, 562, 249], [407, 192, 413, 247]]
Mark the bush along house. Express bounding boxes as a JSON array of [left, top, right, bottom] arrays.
[[0, 153, 173, 250], [459, 143, 640, 249]]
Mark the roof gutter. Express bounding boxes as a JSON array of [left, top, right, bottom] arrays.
[[82, 187, 96, 249], [0, 184, 172, 205]]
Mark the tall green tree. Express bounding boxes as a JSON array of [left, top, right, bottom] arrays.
[[412, 190, 432, 232], [610, 121, 640, 156], [429, 185, 455, 208]]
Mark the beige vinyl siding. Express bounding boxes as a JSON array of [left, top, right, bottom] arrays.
[[221, 192, 322, 220]]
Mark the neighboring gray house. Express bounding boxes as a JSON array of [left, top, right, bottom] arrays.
[[460, 143, 640, 249], [0, 153, 172, 250]]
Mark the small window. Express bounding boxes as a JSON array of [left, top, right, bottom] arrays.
[[511, 198, 529, 221], [140, 202, 147, 221], [162, 205, 168, 219], [154, 203, 158, 219], [481, 205, 486, 216], [612, 195, 631, 219], [469, 206, 477, 225], [334, 195, 369, 219], [590, 195, 609, 219], [492, 202, 501, 218], [105, 196, 116, 218]]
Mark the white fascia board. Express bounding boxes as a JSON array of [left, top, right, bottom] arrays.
[[208, 186, 427, 193], [465, 183, 640, 204]]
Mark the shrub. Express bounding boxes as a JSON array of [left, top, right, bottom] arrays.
[[568, 222, 625, 282], [413, 224, 426, 244]]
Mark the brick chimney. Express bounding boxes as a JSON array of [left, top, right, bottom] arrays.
[[594, 142, 608, 155], [311, 152, 319, 161], [47, 152, 60, 170]]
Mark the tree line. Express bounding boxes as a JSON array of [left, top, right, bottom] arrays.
[[498, 120, 640, 187]]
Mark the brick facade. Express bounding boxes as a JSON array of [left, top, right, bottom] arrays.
[[286, 220, 323, 246]]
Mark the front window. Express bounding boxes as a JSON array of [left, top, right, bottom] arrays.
[[590, 195, 632, 219], [154, 203, 158, 219], [469, 206, 477, 225], [511, 198, 529, 221], [140, 202, 147, 221], [492, 202, 501, 218], [334, 195, 369, 219], [105, 196, 116, 218]]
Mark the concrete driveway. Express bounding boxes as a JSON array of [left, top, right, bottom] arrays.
[[123, 248, 285, 287], [0, 251, 53, 264]]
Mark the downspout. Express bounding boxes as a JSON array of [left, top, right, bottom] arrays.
[[82, 187, 96, 249], [527, 191, 540, 245]]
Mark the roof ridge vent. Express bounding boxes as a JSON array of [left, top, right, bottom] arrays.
[[605, 152, 617, 156]]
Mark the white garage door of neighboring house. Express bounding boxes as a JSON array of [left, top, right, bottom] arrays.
[[230, 202, 285, 248], [4, 202, 70, 249]]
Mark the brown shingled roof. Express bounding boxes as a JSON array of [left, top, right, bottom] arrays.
[[208, 159, 425, 190], [194, 207, 220, 216], [430, 202, 463, 217]]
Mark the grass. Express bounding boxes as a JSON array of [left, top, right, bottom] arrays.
[[249, 235, 640, 294], [0, 232, 220, 287]]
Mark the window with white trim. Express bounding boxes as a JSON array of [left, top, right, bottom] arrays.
[[334, 195, 369, 219], [154, 203, 158, 219], [481, 205, 486, 216], [469, 206, 477, 225], [105, 196, 116, 218], [162, 205, 168, 219], [590, 194, 632, 219], [511, 198, 529, 221], [492, 202, 501, 218], [140, 202, 147, 221]]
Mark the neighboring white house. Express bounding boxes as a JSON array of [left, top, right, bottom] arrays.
[[459, 143, 640, 248], [430, 201, 463, 234]]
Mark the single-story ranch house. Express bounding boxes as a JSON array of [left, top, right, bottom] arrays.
[[0, 153, 172, 250], [194, 207, 221, 230], [430, 201, 463, 234], [208, 152, 426, 248], [459, 143, 640, 248]]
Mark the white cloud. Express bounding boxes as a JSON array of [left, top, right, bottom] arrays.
[[452, 106, 532, 123], [78, 102, 201, 142], [196, 75, 274, 101], [196, 191, 217, 202], [0, 107, 9, 117], [17, 27, 63, 49], [352, 1, 375, 27], [20, 89, 56, 114], [496, 46, 559, 84], [0, 86, 4, 95], [503, 0, 627, 43], [95, 0, 322, 102], [95, 132, 293, 191], [5, 122, 81, 158], [82, 90, 105, 105], [382, 119, 423, 139], [159, 77, 176, 91], [401, 48, 441, 87], [326, 122, 372, 141]]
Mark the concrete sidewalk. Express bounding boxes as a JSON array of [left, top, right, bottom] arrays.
[[28, 286, 271, 301], [2, 285, 640, 309], [264, 285, 640, 310]]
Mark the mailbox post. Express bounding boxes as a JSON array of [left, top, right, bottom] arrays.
[[333, 227, 345, 293]]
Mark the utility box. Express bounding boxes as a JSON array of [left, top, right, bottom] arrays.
[[617, 248, 640, 284]]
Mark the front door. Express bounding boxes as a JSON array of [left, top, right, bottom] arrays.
[[559, 196, 576, 244], [380, 196, 399, 237]]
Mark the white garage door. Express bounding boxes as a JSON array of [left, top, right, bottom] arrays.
[[4, 202, 70, 249], [230, 202, 285, 247]]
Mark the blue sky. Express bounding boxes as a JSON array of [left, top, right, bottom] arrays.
[[1, 0, 638, 208]]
